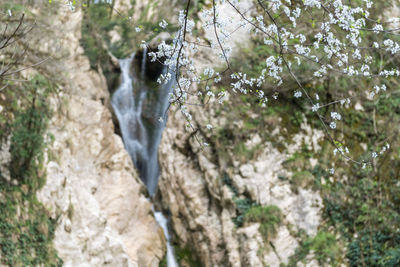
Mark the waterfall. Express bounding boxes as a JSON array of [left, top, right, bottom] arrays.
[[111, 50, 173, 196], [111, 51, 178, 266]]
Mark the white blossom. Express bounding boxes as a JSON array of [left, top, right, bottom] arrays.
[[294, 91, 302, 98], [331, 112, 342, 120], [159, 19, 168, 29], [312, 103, 320, 112], [138, 0, 400, 168], [67, 1, 75, 11]]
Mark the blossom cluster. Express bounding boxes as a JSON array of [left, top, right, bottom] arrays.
[[133, 0, 398, 162]]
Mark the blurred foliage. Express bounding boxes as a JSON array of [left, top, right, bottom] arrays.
[[244, 205, 282, 243], [80, 2, 122, 91], [0, 189, 62, 267], [80, 0, 178, 92], [173, 245, 202, 267], [222, 172, 256, 226], [222, 173, 282, 240], [286, 230, 343, 266], [234, 197, 257, 227], [159, 232, 202, 267], [0, 10, 60, 264], [211, 0, 400, 265], [0, 75, 62, 266], [210, 90, 304, 166], [81, 3, 115, 66], [1, 0, 396, 266], [9, 75, 54, 188]]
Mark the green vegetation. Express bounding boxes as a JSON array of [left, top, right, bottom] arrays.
[[209, 45, 308, 164], [174, 245, 202, 267], [211, 96, 299, 165], [286, 230, 343, 266], [233, 197, 256, 227], [80, 1, 178, 92], [283, 145, 313, 172], [276, 86, 400, 266], [0, 188, 62, 266], [244, 205, 282, 243], [0, 75, 62, 266], [278, 96, 400, 267], [80, 3, 124, 91], [314, 77, 400, 266], [78, 1, 400, 266], [207, 1, 400, 264], [290, 171, 314, 192], [81, 3, 116, 66], [81, 0, 165, 62], [159, 238, 202, 267], [1, 1, 397, 266], [0, 8, 61, 265], [222, 173, 257, 226], [9, 75, 54, 188], [222, 173, 282, 242]]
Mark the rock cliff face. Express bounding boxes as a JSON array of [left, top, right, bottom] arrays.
[[24, 1, 324, 266], [2, 1, 394, 266], [158, 106, 324, 266], [36, 5, 165, 267], [154, 0, 324, 264]]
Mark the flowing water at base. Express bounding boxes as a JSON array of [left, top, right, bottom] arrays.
[[111, 52, 178, 266], [154, 209, 179, 267]]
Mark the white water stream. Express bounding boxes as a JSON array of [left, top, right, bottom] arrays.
[[111, 51, 178, 266], [154, 209, 179, 267]]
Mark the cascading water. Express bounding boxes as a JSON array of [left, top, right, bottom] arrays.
[[111, 49, 173, 196], [153, 209, 179, 267], [111, 50, 178, 267]]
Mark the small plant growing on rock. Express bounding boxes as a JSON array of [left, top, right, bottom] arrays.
[[244, 205, 282, 243]]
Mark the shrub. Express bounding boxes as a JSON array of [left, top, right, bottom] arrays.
[[0, 75, 61, 266], [286, 230, 342, 267], [290, 171, 314, 191], [9, 75, 53, 188], [311, 231, 340, 263], [233, 198, 255, 227], [244, 205, 282, 243]]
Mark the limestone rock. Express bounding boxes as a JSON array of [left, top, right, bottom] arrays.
[[237, 224, 264, 267], [36, 5, 165, 266], [158, 104, 323, 266], [264, 226, 299, 266]]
